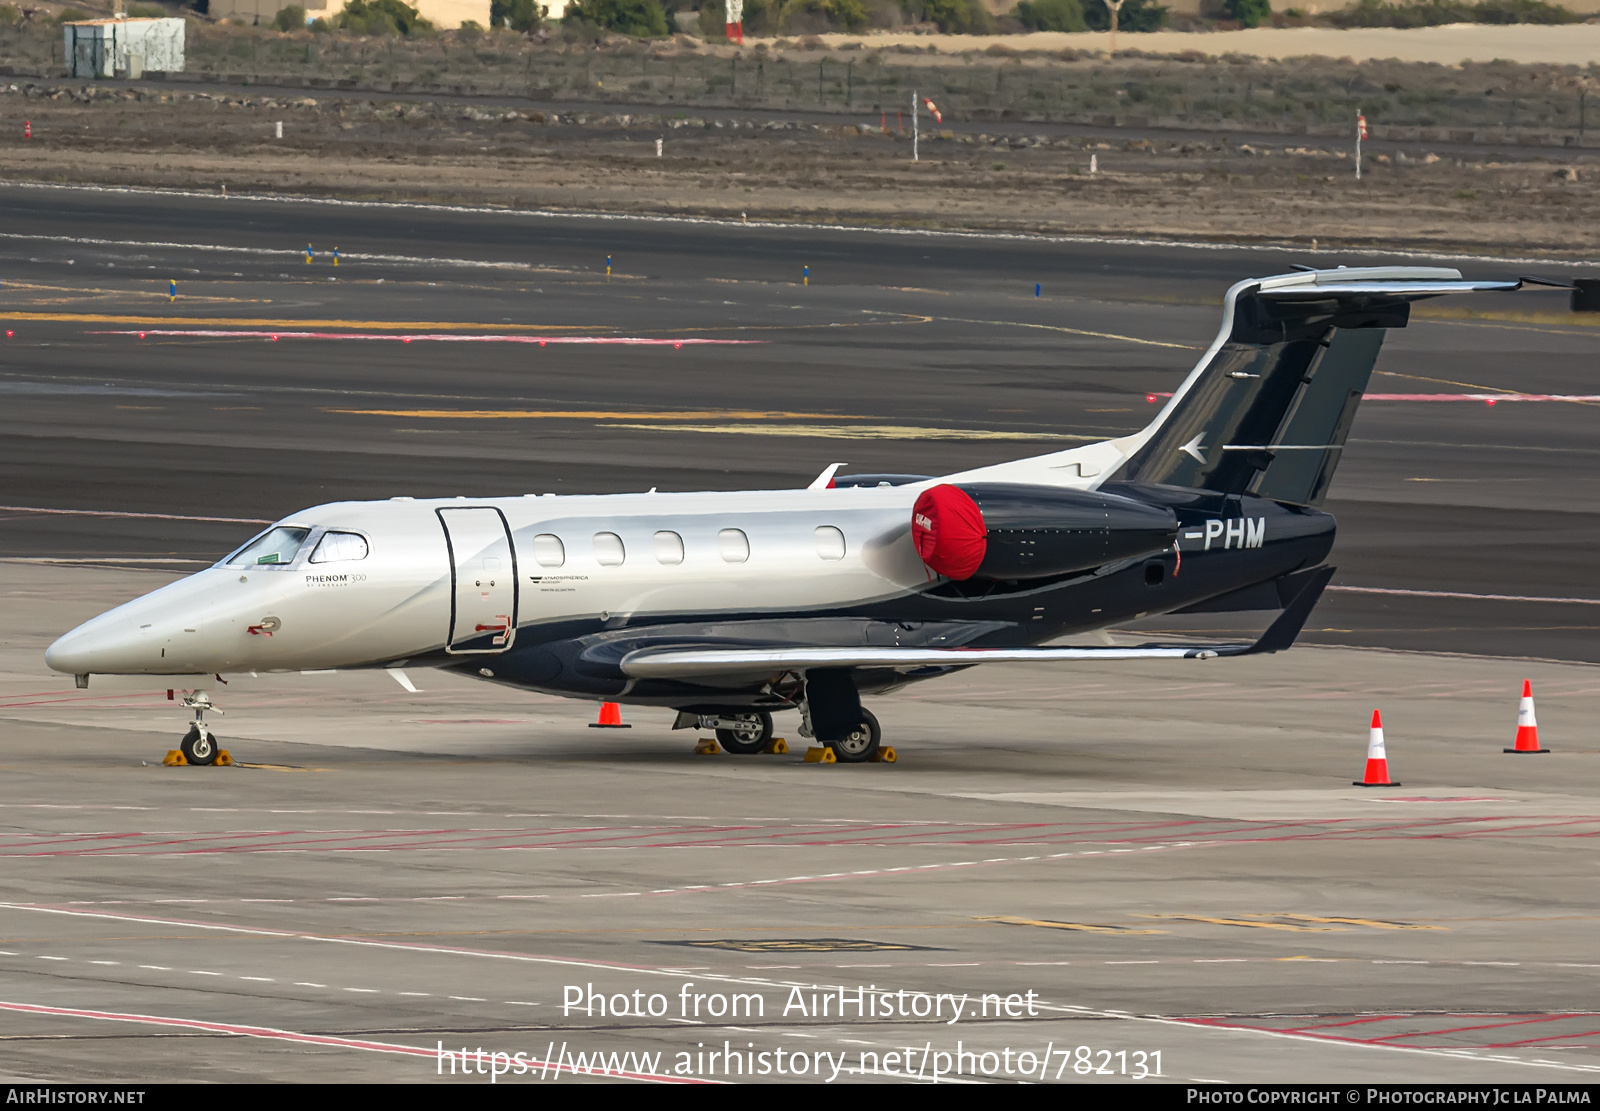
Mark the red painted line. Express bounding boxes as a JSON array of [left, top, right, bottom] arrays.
[[0, 1000, 702, 1083], [1372, 1013, 1589, 1043], [0, 691, 170, 709], [1486, 1027, 1600, 1049], [0, 504, 270, 524], [90, 329, 761, 346], [1282, 1015, 1413, 1034]]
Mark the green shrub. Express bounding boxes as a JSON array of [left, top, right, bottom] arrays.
[[127, 3, 168, 16], [1473, 0, 1581, 21], [1332, 0, 1580, 24], [564, 0, 669, 35], [1082, 0, 1167, 29], [490, 0, 548, 30], [0, 4, 23, 24], [56, 7, 87, 22], [271, 4, 306, 29], [1223, 0, 1270, 24], [1012, 0, 1086, 30], [337, 0, 434, 34], [919, 0, 996, 33]]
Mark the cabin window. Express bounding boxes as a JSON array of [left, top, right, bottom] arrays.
[[717, 528, 749, 564], [532, 534, 565, 568], [309, 531, 369, 564], [814, 526, 846, 561], [593, 532, 626, 567], [225, 526, 309, 568], [653, 531, 684, 565]]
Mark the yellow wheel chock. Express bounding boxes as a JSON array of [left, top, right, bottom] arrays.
[[869, 746, 897, 764], [162, 749, 234, 767], [803, 746, 836, 764], [765, 737, 789, 754], [693, 739, 719, 756]]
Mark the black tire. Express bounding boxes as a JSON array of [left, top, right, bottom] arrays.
[[715, 711, 774, 755], [180, 727, 218, 767], [828, 708, 881, 763]]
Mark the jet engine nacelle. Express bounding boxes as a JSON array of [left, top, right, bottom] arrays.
[[911, 482, 1178, 582]]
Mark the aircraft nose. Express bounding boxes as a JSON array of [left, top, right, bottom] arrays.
[[45, 612, 140, 676]]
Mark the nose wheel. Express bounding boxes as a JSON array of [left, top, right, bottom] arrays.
[[178, 691, 221, 766]]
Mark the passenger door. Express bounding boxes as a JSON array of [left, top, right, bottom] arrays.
[[437, 507, 518, 654]]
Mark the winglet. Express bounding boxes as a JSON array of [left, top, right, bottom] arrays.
[[1241, 564, 1335, 655], [808, 463, 847, 490]]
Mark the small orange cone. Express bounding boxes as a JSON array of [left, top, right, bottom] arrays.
[[1504, 679, 1549, 753], [588, 701, 631, 729], [1355, 710, 1400, 787]]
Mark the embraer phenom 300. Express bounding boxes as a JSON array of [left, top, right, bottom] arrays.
[[46, 266, 1525, 764]]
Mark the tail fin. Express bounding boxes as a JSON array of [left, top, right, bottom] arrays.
[[1109, 267, 1520, 506]]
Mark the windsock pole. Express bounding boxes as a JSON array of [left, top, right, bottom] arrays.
[[1505, 680, 1549, 753], [1355, 710, 1399, 787]]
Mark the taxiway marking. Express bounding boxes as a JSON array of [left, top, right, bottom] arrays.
[[1329, 585, 1600, 606], [0, 999, 702, 1082], [2, 312, 583, 330], [16, 179, 1600, 271], [327, 408, 837, 420], [92, 329, 758, 345], [0, 504, 271, 524]]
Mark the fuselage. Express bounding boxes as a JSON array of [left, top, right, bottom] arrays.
[[45, 480, 1334, 708]]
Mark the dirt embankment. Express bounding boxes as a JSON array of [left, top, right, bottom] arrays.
[[3, 82, 1597, 256]]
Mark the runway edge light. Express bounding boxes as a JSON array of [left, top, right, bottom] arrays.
[[1355, 710, 1400, 787], [1505, 679, 1550, 753]]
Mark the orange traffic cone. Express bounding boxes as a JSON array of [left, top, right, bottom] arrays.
[[1504, 679, 1549, 753], [1354, 710, 1399, 787], [588, 701, 631, 729]]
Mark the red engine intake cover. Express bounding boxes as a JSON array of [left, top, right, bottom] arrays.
[[912, 484, 987, 580]]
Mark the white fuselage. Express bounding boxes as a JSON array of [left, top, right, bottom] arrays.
[[45, 486, 941, 678]]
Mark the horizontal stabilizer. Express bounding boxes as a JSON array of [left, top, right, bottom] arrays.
[[618, 567, 1333, 680]]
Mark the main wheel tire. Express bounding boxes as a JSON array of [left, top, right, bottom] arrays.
[[828, 708, 881, 763], [180, 726, 218, 766], [715, 711, 774, 755]]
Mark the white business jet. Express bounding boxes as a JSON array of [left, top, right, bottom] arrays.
[[46, 266, 1525, 763]]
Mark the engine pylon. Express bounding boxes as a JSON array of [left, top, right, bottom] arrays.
[[1504, 679, 1549, 753], [1355, 709, 1400, 787]]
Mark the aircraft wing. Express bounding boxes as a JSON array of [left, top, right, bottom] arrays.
[[620, 567, 1333, 680]]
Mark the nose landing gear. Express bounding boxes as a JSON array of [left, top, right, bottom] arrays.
[[177, 691, 223, 766]]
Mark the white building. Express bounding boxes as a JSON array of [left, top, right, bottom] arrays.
[[64, 17, 186, 79]]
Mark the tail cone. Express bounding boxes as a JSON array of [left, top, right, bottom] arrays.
[[589, 701, 631, 729], [1355, 709, 1400, 787], [1505, 679, 1549, 753]]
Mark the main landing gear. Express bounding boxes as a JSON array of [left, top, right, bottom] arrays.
[[712, 711, 774, 755], [825, 708, 881, 764], [177, 691, 222, 766]]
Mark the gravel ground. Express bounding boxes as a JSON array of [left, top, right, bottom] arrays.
[[3, 82, 1597, 255]]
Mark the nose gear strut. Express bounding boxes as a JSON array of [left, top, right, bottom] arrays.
[[173, 690, 227, 766]]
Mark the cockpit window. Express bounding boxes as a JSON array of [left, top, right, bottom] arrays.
[[225, 526, 310, 568], [309, 531, 369, 564]]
